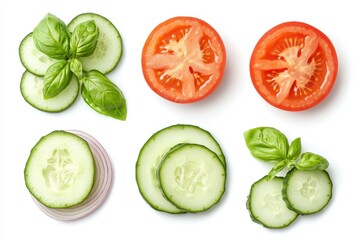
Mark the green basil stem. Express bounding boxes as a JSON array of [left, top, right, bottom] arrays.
[[267, 159, 287, 180]]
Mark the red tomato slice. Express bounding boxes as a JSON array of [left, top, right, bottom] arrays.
[[250, 22, 338, 111], [142, 17, 226, 103]]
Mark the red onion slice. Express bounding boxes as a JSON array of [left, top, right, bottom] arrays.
[[32, 130, 113, 221]]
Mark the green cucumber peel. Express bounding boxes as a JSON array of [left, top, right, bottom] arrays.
[[244, 127, 329, 180]]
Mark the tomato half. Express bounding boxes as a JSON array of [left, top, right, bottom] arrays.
[[142, 17, 226, 103], [250, 22, 338, 111]]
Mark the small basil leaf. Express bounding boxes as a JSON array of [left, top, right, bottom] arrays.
[[43, 60, 72, 99], [295, 152, 329, 171], [287, 137, 302, 161], [70, 20, 99, 57], [81, 70, 127, 120], [244, 127, 289, 162], [267, 159, 287, 180], [70, 58, 83, 80], [33, 13, 70, 59]]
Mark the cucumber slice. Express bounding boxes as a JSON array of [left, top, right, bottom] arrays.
[[24, 131, 95, 208], [158, 144, 226, 213], [20, 71, 79, 112], [67, 13, 122, 74], [136, 124, 225, 213], [19, 33, 58, 76], [247, 175, 298, 228], [283, 168, 333, 215]]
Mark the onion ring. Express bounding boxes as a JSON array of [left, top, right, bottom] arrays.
[[32, 130, 113, 221]]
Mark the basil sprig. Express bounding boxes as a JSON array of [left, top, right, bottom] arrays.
[[244, 127, 329, 179], [31, 13, 127, 120]]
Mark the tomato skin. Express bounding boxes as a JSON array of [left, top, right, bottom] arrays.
[[142, 16, 226, 103], [250, 21, 338, 111]]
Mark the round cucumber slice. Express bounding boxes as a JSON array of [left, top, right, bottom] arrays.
[[19, 32, 58, 76], [247, 175, 298, 228], [24, 131, 95, 209], [67, 13, 122, 74], [158, 144, 226, 213], [20, 71, 79, 113], [283, 168, 333, 215]]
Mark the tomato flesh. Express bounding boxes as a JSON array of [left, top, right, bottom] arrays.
[[142, 17, 226, 103], [250, 22, 338, 111]]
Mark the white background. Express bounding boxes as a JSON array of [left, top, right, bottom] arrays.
[[0, 0, 358, 239]]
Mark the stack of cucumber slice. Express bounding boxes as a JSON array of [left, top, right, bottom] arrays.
[[136, 124, 227, 213], [24, 130, 113, 220]]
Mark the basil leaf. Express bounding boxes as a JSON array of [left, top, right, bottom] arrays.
[[244, 127, 289, 162], [70, 20, 99, 57], [287, 137, 302, 161], [33, 13, 70, 59], [267, 159, 287, 180], [70, 58, 83, 80], [81, 70, 127, 120], [295, 152, 329, 171], [43, 60, 72, 99]]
